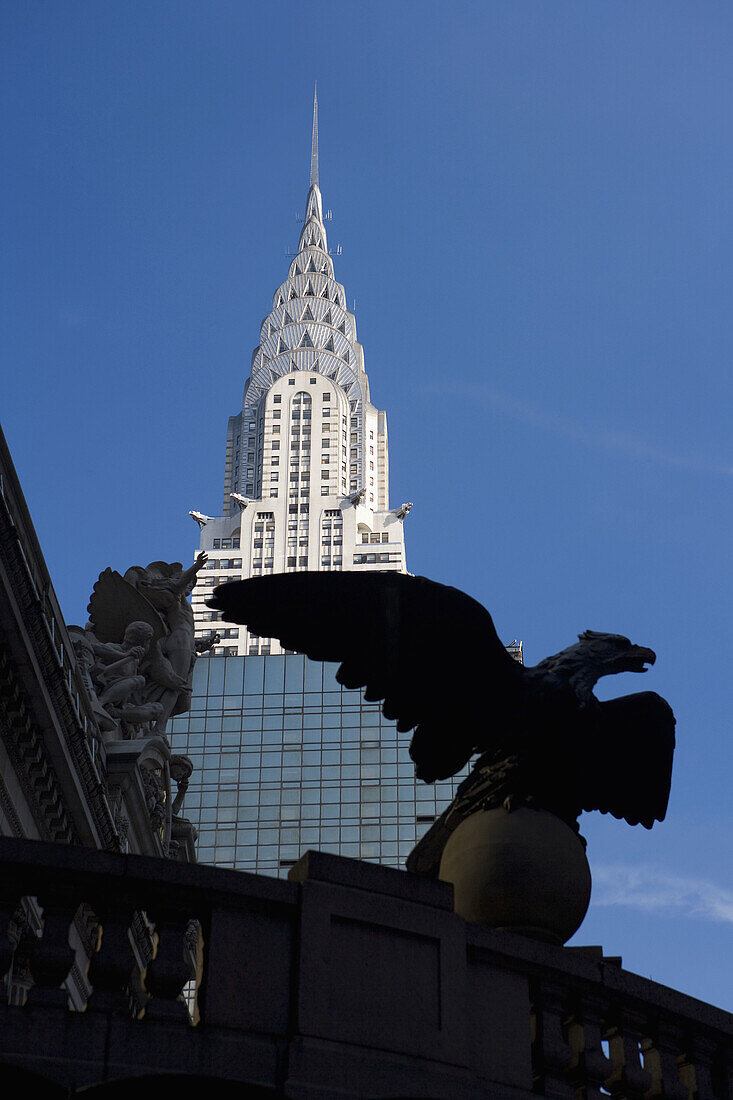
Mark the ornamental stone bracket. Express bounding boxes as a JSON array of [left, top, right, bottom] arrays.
[[105, 736, 171, 859], [105, 737, 197, 862]]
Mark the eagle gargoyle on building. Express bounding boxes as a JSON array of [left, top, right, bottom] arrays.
[[208, 571, 675, 877]]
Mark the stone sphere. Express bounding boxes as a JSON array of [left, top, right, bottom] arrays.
[[438, 807, 591, 945]]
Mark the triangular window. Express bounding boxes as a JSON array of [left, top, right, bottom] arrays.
[[277, 295, 284, 306], [344, 349, 350, 363], [299, 331, 313, 348], [323, 309, 332, 325], [277, 336, 288, 354], [302, 305, 314, 321], [307, 257, 317, 272], [289, 287, 298, 299], [338, 320, 346, 335], [283, 310, 293, 325], [294, 264, 302, 277], [321, 284, 329, 298], [325, 336, 335, 352], [304, 281, 315, 297]]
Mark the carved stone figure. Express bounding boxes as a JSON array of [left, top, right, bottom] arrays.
[[71, 554, 208, 859], [141, 765, 167, 832], [84, 553, 208, 737], [68, 625, 118, 733], [208, 572, 676, 938]]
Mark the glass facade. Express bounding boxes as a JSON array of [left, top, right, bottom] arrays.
[[168, 653, 462, 875]]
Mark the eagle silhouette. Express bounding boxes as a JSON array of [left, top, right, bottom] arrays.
[[208, 571, 675, 876]]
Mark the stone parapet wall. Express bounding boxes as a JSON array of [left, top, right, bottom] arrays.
[[0, 838, 730, 1098]]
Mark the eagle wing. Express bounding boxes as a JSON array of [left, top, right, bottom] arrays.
[[581, 691, 675, 827], [208, 571, 525, 781]]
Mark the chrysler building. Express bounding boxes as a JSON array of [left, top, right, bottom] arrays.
[[190, 89, 409, 655]]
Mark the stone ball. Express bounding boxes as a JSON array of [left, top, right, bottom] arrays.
[[438, 807, 591, 945]]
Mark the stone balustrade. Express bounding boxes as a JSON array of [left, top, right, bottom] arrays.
[[0, 837, 730, 1098]]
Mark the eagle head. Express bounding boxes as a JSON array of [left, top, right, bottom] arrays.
[[577, 630, 656, 675]]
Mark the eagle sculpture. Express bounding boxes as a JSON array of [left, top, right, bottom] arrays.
[[208, 571, 675, 877]]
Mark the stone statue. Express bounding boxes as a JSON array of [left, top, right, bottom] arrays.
[[83, 552, 209, 737], [70, 554, 209, 859], [208, 571, 676, 942]]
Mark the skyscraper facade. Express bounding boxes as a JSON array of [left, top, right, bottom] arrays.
[[189, 89, 407, 664], [168, 95, 522, 875]]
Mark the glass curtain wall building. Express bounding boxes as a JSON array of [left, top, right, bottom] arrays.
[[169, 92, 523, 874], [169, 654, 465, 873]]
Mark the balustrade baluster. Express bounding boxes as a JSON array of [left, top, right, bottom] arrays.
[[141, 903, 195, 1023], [532, 985, 576, 1098], [0, 891, 22, 994], [679, 1034, 720, 1100], [641, 1021, 689, 1099], [604, 1008, 653, 1099], [566, 995, 614, 1100], [85, 897, 137, 1016], [25, 894, 80, 1008]]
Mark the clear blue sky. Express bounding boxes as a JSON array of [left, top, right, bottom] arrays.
[[2, 2, 731, 1009]]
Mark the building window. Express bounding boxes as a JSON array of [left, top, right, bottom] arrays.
[[310, 377, 317, 384], [274, 395, 281, 403], [322, 393, 330, 401], [289, 379, 295, 385], [287, 557, 296, 567]]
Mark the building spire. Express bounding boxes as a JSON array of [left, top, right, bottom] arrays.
[[310, 82, 319, 189]]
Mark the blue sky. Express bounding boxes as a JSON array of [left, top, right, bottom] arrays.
[[2, 2, 731, 1009]]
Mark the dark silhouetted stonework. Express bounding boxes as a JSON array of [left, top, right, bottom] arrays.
[[0, 839, 730, 1098]]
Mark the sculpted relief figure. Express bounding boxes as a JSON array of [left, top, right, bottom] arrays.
[[70, 554, 207, 857], [123, 553, 208, 731], [78, 552, 209, 740]]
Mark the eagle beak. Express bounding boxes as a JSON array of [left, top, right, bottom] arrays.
[[630, 645, 656, 672]]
